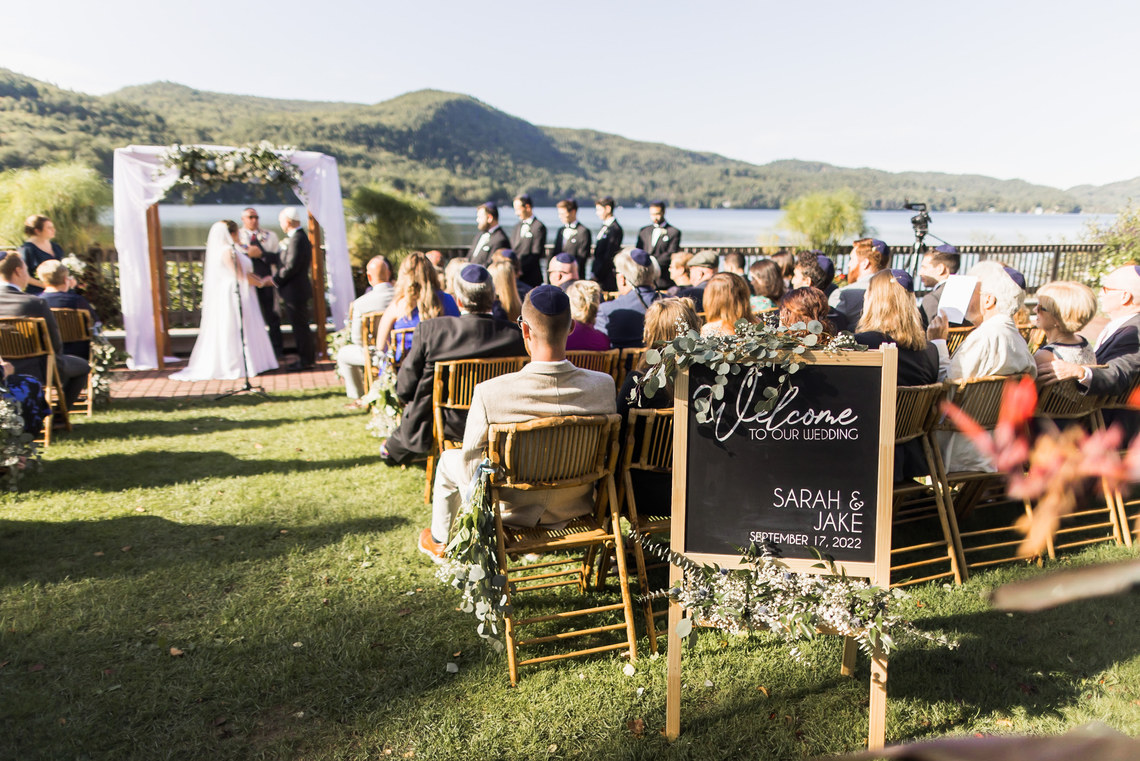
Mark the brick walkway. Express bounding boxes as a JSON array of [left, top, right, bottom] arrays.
[[109, 360, 342, 400]]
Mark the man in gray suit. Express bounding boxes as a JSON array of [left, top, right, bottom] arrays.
[[418, 284, 617, 558], [0, 253, 89, 408]]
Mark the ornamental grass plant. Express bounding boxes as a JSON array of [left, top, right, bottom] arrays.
[[2, 390, 1139, 760]]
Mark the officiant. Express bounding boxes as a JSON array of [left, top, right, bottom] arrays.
[[240, 207, 285, 358]]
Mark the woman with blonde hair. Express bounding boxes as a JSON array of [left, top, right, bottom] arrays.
[[489, 260, 523, 323], [1032, 280, 1097, 369], [443, 256, 469, 296], [376, 251, 459, 359], [701, 273, 757, 337], [855, 270, 940, 385], [565, 280, 611, 350]]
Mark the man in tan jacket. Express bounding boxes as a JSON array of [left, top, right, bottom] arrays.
[[419, 285, 617, 558]]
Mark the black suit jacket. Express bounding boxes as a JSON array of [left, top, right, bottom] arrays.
[[273, 229, 313, 305], [510, 218, 547, 286], [470, 227, 512, 267], [553, 224, 592, 262], [388, 313, 526, 456], [636, 222, 682, 287], [592, 219, 623, 290], [0, 285, 65, 380], [1088, 314, 1140, 395]]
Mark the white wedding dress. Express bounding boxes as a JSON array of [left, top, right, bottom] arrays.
[[171, 222, 279, 381]]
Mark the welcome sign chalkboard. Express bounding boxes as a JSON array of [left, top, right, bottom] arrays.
[[671, 348, 897, 580]]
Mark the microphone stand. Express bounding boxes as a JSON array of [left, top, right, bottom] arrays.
[[216, 242, 269, 401]]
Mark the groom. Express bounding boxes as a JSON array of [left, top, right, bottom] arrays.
[[276, 207, 316, 369]]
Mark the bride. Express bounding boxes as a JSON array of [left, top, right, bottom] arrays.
[[172, 220, 279, 381]]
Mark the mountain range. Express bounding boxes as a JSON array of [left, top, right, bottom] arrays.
[[0, 68, 1133, 213]]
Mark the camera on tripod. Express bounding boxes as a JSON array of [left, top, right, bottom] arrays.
[[904, 200, 931, 237]]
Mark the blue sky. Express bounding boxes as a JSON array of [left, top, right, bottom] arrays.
[[3, 0, 1137, 189]]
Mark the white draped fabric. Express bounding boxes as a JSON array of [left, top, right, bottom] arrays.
[[112, 145, 353, 370]]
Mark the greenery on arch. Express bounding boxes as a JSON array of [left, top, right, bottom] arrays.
[[160, 142, 302, 203]]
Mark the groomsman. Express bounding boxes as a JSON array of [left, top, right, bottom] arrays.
[[511, 194, 547, 288], [239, 207, 284, 358], [468, 202, 511, 266], [552, 198, 591, 280], [592, 196, 623, 291], [636, 200, 682, 288]]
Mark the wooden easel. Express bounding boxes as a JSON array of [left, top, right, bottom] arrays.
[[664, 349, 896, 751]]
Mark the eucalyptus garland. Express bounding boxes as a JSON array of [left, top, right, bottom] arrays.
[[89, 336, 124, 408], [436, 461, 509, 651], [160, 142, 303, 201], [361, 352, 403, 440], [0, 391, 39, 491]]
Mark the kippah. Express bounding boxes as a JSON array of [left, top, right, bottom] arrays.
[[630, 248, 651, 267], [889, 269, 914, 291], [816, 254, 835, 279], [497, 248, 518, 262], [934, 244, 958, 254], [528, 284, 570, 316], [1002, 266, 1026, 290], [553, 253, 575, 265], [870, 239, 889, 255], [460, 264, 490, 284]]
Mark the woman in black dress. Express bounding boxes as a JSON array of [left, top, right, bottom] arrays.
[[19, 215, 66, 296]]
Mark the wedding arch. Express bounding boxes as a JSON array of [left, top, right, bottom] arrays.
[[112, 144, 354, 370]]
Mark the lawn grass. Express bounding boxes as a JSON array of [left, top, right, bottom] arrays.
[[3, 389, 1139, 760]]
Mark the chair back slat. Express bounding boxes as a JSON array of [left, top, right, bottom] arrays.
[[1098, 373, 1140, 410], [566, 349, 620, 380], [1036, 378, 1101, 419], [437, 357, 529, 411], [490, 414, 620, 490], [616, 347, 647, 388], [894, 384, 946, 444], [626, 408, 674, 473], [50, 308, 93, 343], [0, 317, 51, 359], [936, 375, 1026, 431], [946, 326, 975, 355]]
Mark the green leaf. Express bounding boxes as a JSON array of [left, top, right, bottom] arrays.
[[762, 386, 778, 399], [676, 618, 693, 638], [645, 348, 662, 365]]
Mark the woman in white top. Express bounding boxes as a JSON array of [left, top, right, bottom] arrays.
[[172, 220, 278, 381]]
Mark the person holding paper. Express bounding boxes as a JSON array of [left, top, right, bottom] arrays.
[[930, 262, 1036, 472], [1046, 265, 1140, 396], [918, 245, 968, 328]]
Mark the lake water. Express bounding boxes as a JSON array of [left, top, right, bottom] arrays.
[[148, 204, 1113, 249]]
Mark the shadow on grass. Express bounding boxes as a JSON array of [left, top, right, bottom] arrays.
[[888, 590, 1140, 736], [29, 451, 388, 492], [62, 411, 360, 442], [0, 513, 410, 588]]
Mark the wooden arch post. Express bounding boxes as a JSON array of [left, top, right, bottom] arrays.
[[308, 212, 328, 360], [146, 203, 172, 369]]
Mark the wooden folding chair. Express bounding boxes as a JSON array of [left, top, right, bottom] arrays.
[[389, 327, 415, 371], [1030, 378, 1126, 556], [566, 349, 620, 381], [487, 413, 638, 685], [889, 383, 966, 586], [1017, 323, 1037, 344], [930, 375, 1034, 573], [945, 326, 975, 355], [359, 311, 385, 385], [0, 316, 68, 446], [616, 407, 674, 653], [616, 348, 647, 390], [50, 308, 95, 417], [1096, 374, 1140, 547], [425, 356, 529, 503]]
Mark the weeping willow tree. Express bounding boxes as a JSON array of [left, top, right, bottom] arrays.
[[0, 162, 110, 250], [345, 185, 442, 268], [779, 188, 867, 250]]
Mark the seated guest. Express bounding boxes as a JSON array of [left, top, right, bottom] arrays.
[[338, 256, 395, 406], [723, 252, 750, 288], [1046, 265, 1140, 396], [565, 280, 611, 351], [0, 253, 89, 408], [665, 252, 693, 296], [490, 249, 531, 300], [418, 285, 617, 557], [792, 251, 838, 297], [701, 273, 757, 337], [676, 250, 718, 311], [1032, 281, 1097, 375], [918, 244, 964, 328], [929, 261, 1036, 472], [779, 287, 835, 336], [749, 259, 786, 313], [381, 264, 525, 466], [424, 249, 445, 280], [36, 260, 100, 359], [547, 253, 579, 291], [443, 256, 469, 297], [829, 238, 887, 327], [490, 260, 523, 323], [595, 248, 663, 349], [1, 358, 50, 436], [376, 252, 460, 361]]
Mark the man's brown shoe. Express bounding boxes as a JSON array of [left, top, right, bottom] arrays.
[[418, 528, 445, 562]]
